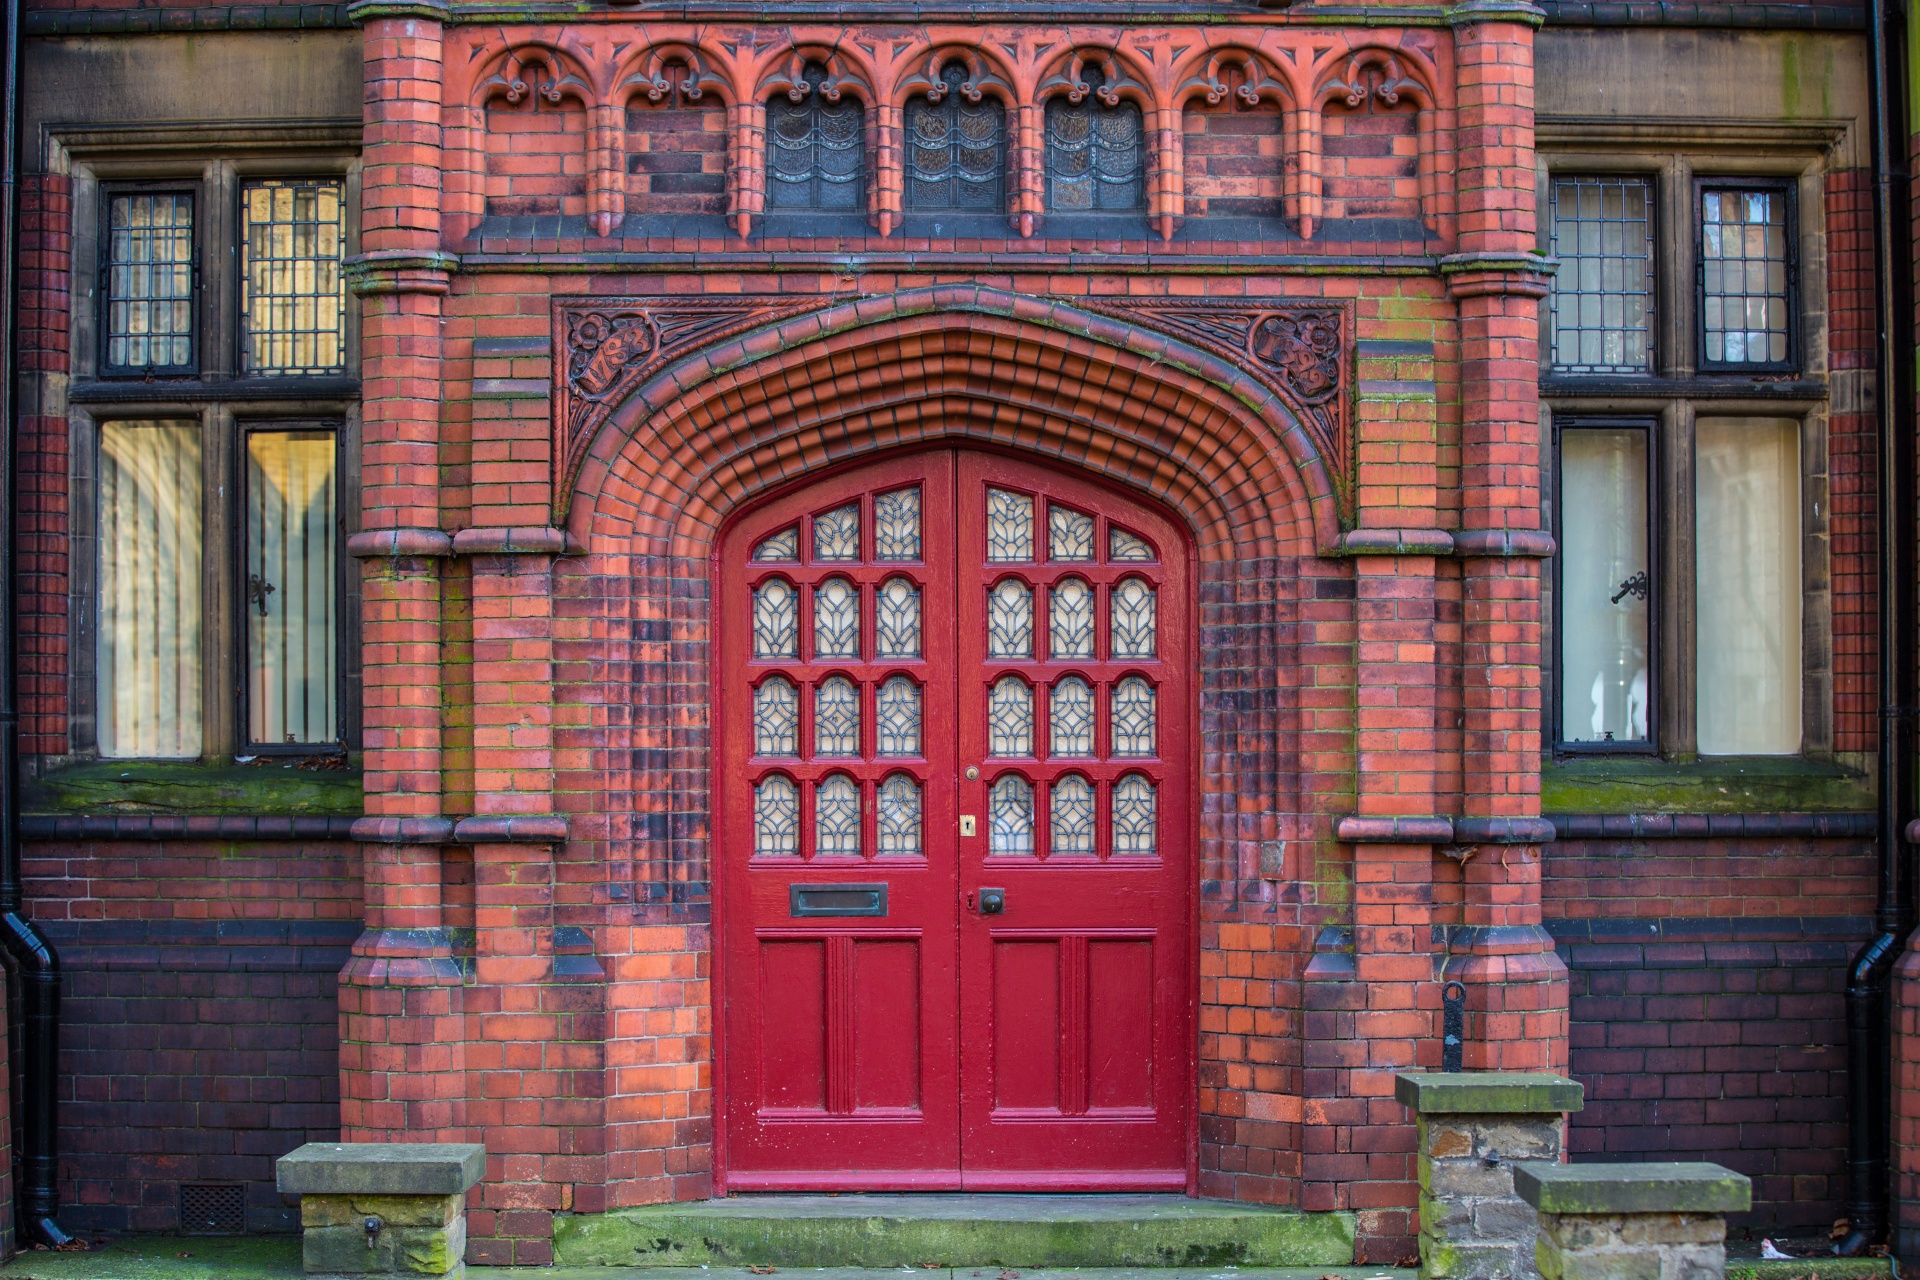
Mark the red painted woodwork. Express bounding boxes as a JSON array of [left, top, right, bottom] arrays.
[[716, 449, 1192, 1191]]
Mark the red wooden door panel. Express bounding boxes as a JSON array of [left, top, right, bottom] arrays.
[[717, 449, 1191, 1191], [717, 452, 962, 1189], [953, 452, 1192, 1189]]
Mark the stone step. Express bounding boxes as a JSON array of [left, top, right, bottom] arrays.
[[552, 1196, 1357, 1270]]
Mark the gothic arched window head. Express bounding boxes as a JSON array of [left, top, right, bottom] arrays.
[[767, 63, 864, 211], [906, 63, 1006, 212], [1045, 69, 1144, 213]]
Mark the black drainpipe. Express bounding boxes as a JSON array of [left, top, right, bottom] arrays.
[[0, 0, 69, 1251], [1837, 0, 1916, 1258]]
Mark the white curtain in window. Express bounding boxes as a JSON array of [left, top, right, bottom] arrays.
[[1696, 417, 1802, 755], [98, 421, 202, 757], [247, 431, 338, 745], [1560, 428, 1651, 744]]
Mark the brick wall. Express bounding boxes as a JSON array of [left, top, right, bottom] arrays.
[[1320, 96, 1420, 223], [25, 838, 360, 1234], [18, 172, 71, 759], [1545, 835, 1876, 1232], [1827, 167, 1878, 756], [624, 93, 728, 219], [1181, 101, 1286, 221], [484, 100, 589, 220]]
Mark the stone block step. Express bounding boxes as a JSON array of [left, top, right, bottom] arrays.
[[553, 1196, 1357, 1270]]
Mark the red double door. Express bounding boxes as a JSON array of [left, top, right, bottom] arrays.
[[716, 450, 1192, 1191]]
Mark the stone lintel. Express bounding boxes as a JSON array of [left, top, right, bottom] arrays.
[[278, 1142, 487, 1197], [1514, 1161, 1751, 1216], [1396, 1071, 1585, 1115]]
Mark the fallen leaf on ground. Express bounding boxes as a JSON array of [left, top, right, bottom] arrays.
[[999, 1270, 1020, 1278], [747, 1266, 775, 1273]]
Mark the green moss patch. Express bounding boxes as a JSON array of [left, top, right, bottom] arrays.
[[23, 758, 362, 817], [1543, 756, 1871, 816]]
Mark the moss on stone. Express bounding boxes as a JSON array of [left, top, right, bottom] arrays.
[[23, 758, 362, 816], [1542, 756, 1871, 816]]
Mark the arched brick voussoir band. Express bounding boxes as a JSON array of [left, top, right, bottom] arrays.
[[568, 286, 1339, 562]]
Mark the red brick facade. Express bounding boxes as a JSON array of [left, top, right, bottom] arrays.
[[7, 0, 1902, 1263]]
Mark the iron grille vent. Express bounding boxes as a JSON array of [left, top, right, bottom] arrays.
[[179, 1184, 245, 1235]]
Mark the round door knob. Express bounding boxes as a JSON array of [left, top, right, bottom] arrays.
[[965, 766, 980, 780]]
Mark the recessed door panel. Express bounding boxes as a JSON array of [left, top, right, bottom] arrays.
[[718, 449, 1191, 1191]]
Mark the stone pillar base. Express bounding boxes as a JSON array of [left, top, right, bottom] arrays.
[[278, 1143, 487, 1278], [1516, 1162, 1752, 1280]]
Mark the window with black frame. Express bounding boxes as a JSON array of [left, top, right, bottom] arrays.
[[1044, 73, 1145, 213], [906, 65, 1006, 212], [102, 190, 197, 376], [1555, 419, 1655, 751], [767, 65, 865, 211], [1697, 181, 1797, 372], [1547, 175, 1654, 374], [243, 426, 340, 749]]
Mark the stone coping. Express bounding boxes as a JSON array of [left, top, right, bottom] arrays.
[[1515, 1161, 1752, 1215], [1394, 1071, 1585, 1115], [277, 1142, 487, 1196]]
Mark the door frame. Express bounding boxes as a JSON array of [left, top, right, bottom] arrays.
[[707, 443, 1203, 1196]]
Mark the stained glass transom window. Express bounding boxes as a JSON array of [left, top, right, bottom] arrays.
[[240, 180, 346, 376], [987, 489, 1034, 562], [876, 576, 922, 659], [1050, 774, 1095, 856], [1112, 675, 1156, 757], [906, 64, 1006, 211], [1045, 76, 1145, 213], [989, 676, 1034, 757], [815, 773, 861, 856], [990, 774, 1034, 856], [813, 503, 861, 562], [878, 774, 922, 856], [1111, 773, 1156, 855], [874, 488, 922, 561], [754, 774, 799, 856], [1109, 528, 1154, 562], [877, 676, 922, 756], [814, 577, 860, 660], [105, 193, 195, 373], [1050, 577, 1095, 660], [754, 578, 799, 659], [768, 66, 864, 211], [1049, 506, 1095, 562], [815, 675, 861, 756], [988, 578, 1033, 658], [1111, 577, 1156, 659], [1049, 676, 1094, 757], [754, 676, 798, 756], [1700, 186, 1794, 368], [753, 528, 799, 561]]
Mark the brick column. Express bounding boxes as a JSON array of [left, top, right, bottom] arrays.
[[340, 0, 465, 1145], [1442, 1, 1566, 1073]]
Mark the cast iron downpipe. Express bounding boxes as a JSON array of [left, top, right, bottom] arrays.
[[1838, 0, 1917, 1258], [0, 0, 69, 1250]]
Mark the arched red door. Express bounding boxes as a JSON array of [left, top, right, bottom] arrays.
[[715, 449, 1192, 1191]]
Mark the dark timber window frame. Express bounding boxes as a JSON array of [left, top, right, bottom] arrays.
[[1536, 130, 1836, 762], [98, 183, 201, 379], [58, 128, 362, 765], [1694, 176, 1801, 375]]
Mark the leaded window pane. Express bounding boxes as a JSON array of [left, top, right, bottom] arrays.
[[1049, 506, 1095, 561], [768, 66, 864, 211], [813, 503, 861, 561], [907, 65, 1007, 211], [1050, 774, 1095, 856], [754, 577, 799, 659], [105, 193, 195, 372], [1111, 675, 1156, 757], [753, 527, 799, 561], [1049, 676, 1095, 757], [755, 774, 799, 856], [1109, 528, 1154, 562], [874, 488, 922, 560], [1045, 77, 1144, 213], [754, 676, 799, 756], [814, 675, 861, 756], [987, 488, 1034, 561], [815, 773, 861, 856], [1700, 187, 1794, 368], [814, 577, 860, 660], [1049, 577, 1095, 660], [877, 676, 922, 756], [1548, 176, 1654, 374], [1111, 576, 1156, 659], [989, 676, 1034, 757], [1111, 773, 1156, 855], [240, 180, 346, 376], [987, 578, 1033, 658], [876, 576, 922, 659], [878, 774, 922, 856], [989, 774, 1034, 856]]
